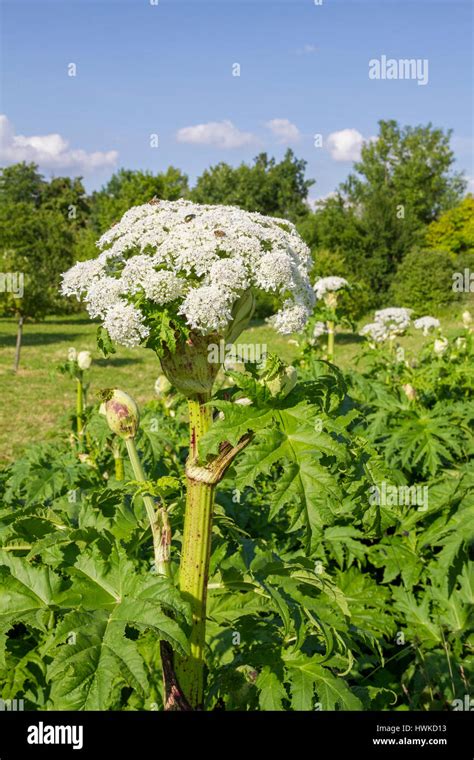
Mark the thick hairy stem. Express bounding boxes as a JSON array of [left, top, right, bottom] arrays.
[[327, 320, 335, 362], [175, 397, 214, 709]]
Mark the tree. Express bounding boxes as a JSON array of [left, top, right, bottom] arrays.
[[90, 167, 189, 233], [0, 163, 81, 370], [191, 150, 314, 222], [425, 196, 474, 257], [302, 121, 466, 303], [343, 120, 465, 225]]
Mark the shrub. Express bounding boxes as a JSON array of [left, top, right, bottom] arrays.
[[390, 249, 460, 312]]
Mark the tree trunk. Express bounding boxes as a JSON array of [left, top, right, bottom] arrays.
[[13, 314, 24, 373]]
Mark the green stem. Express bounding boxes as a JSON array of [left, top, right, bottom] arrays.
[[175, 397, 214, 709], [113, 442, 124, 481], [125, 437, 170, 578], [327, 321, 335, 362], [76, 375, 84, 444]]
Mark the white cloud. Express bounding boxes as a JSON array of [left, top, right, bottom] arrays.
[[0, 115, 118, 172], [327, 128, 365, 162], [297, 44, 317, 55], [176, 120, 257, 149], [265, 118, 300, 143], [307, 192, 337, 210]]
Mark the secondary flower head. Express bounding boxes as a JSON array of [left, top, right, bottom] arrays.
[[313, 321, 328, 338], [374, 307, 412, 337], [413, 316, 440, 336], [360, 321, 389, 344], [313, 276, 349, 300], [60, 200, 315, 348]]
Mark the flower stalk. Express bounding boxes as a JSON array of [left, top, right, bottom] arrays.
[[327, 320, 335, 362], [76, 373, 84, 444], [175, 397, 214, 709]]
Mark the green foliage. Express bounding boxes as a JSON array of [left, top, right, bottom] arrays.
[[425, 196, 474, 256], [303, 121, 466, 304], [89, 167, 189, 234], [0, 163, 86, 319], [390, 249, 461, 311], [191, 150, 313, 223], [0, 338, 472, 710]]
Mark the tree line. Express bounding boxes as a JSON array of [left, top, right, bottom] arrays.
[[1, 118, 472, 350]]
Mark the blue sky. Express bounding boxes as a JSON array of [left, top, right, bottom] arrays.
[[1, 0, 472, 200]]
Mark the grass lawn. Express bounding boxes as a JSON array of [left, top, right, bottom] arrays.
[[0, 301, 471, 464]]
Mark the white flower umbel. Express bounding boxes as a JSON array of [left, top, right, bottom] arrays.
[[103, 302, 150, 348], [374, 307, 412, 337], [313, 276, 349, 300], [60, 199, 315, 347], [413, 316, 440, 336], [313, 321, 328, 338], [360, 321, 389, 344]]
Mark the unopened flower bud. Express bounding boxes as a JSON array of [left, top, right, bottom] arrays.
[[100, 389, 139, 439], [462, 310, 472, 328], [77, 350, 92, 370], [433, 337, 448, 356], [402, 383, 417, 401], [155, 374, 172, 395], [265, 365, 298, 398]]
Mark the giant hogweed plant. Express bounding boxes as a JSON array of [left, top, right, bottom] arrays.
[[57, 199, 324, 709]]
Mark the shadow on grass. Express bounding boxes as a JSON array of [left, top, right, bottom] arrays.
[[0, 332, 86, 347], [337, 332, 364, 345], [94, 357, 144, 367]]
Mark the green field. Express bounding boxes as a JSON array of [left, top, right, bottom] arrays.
[[0, 302, 471, 463]]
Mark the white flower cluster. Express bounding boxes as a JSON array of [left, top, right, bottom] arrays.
[[413, 316, 440, 336], [61, 200, 315, 346], [313, 276, 349, 299], [359, 321, 390, 344], [312, 321, 328, 338], [374, 307, 412, 336], [360, 307, 412, 344]]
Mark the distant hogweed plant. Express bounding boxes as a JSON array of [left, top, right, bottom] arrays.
[[312, 276, 350, 361]]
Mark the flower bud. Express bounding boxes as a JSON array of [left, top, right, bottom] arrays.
[[68, 347, 77, 362], [225, 289, 256, 345], [155, 374, 172, 396], [77, 350, 92, 370], [265, 365, 298, 398], [402, 383, 417, 401], [433, 337, 448, 356], [100, 389, 139, 439], [462, 310, 472, 328]]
